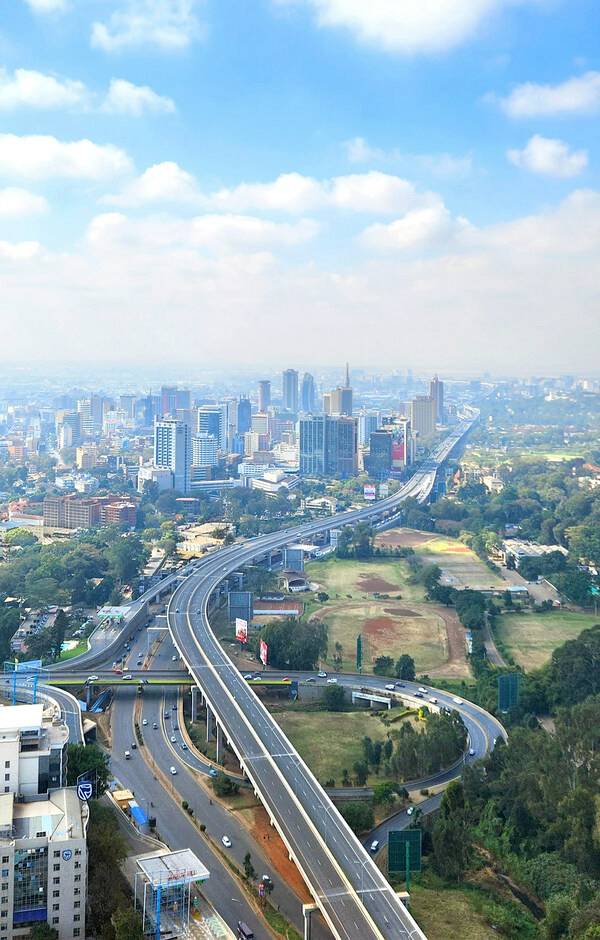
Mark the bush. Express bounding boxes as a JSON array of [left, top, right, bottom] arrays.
[[212, 772, 239, 797]]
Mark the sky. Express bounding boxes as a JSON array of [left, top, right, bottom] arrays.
[[1, 0, 599, 374]]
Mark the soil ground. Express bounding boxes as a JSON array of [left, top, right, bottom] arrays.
[[238, 806, 312, 903]]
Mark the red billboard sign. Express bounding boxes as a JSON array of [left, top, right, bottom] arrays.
[[259, 639, 268, 666], [235, 618, 248, 643]]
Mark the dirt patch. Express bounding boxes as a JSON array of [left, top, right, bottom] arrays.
[[357, 575, 398, 592], [383, 607, 421, 617], [246, 806, 312, 903], [375, 528, 435, 549], [365, 616, 398, 643], [428, 605, 471, 678]]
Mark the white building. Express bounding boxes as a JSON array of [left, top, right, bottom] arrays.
[[191, 433, 218, 469], [0, 705, 68, 798], [153, 419, 191, 494], [137, 466, 174, 494]]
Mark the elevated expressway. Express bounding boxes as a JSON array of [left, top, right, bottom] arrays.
[[167, 417, 478, 940]]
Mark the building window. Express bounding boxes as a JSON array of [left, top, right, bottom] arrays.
[[74, 875, 81, 883], [74, 849, 81, 856], [0, 898, 6, 905], [0, 859, 6, 865], [74, 888, 80, 896], [53, 864, 60, 872], [52, 877, 60, 885], [74, 915, 80, 922], [3, 762, 8, 769], [53, 904, 59, 912], [74, 901, 80, 909], [53, 850, 60, 858], [52, 918, 59, 925], [53, 890, 60, 898], [0, 912, 6, 919], [3, 776, 8, 783], [74, 861, 81, 870], [74, 930, 80, 937]]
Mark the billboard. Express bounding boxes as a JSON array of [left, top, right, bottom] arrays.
[[259, 639, 268, 666], [391, 443, 405, 468], [498, 672, 521, 712], [364, 484, 376, 501], [235, 618, 248, 643], [388, 829, 422, 876], [379, 482, 389, 499]]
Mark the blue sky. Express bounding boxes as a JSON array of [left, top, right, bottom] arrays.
[[1, 0, 599, 373]]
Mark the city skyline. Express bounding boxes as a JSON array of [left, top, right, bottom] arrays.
[[0, 1, 599, 371]]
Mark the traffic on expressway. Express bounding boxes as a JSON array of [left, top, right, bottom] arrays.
[[166, 416, 479, 940]]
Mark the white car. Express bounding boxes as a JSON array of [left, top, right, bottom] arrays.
[[407, 806, 415, 816], [86, 675, 99, 683], [142, 719, 148, 726], [326, 678, 338, 684], [122, 674, 133, 681], [171, 655, 177, 662], [418, 687, 428, 694], [453, 697, 463, 705], [385, 684, 395, 691], [469, 748, 476, 757], [170, 736, 177, 743], [169, 766, 177, 775], [221, 835, 232, 848], [318, 671, 327, 678]]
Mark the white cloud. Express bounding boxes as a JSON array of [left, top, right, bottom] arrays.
[[0, 134, 132, 180], [361, 203, 461, 251], [101, 78, 176, 115], [0, 67, 88, 111], [344, 136, 473, 178], [91, 0, 204, 52], [103, 162, 199, 206], [0, 188, 48, 217], [86, 211, 318, 252], [22, 0, 67, 12], [2, 191, 600, 374], [277, 0, 530, 54], [0, 240, 41, 260], [507, 135, 588, 178], [499, 71, 600, 117]]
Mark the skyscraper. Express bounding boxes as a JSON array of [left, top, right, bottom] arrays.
[[299, 415, 327, 475], [160, 386, 178, 416], [326, 364, 353, 416], [282, 369, 299, 413], [410, 396, 436, 437], [429, 375, 444, 423], [192, 433, 219, 468], [237, 397, 252, 434], [258, 380, 271, 413], [197, 405, 227, 450], [301, 372, 316, 413], [299, 414, 357, 478], [154, 418, 191, 493], [366, 431, 392, 479]]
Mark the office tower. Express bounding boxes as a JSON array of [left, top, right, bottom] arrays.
[[137, 395, 156, 428], [76, 395, 104, 436], [192, 433, 219, 468], [429, 375, 444, 423], [323, 392, 332, 415], [299, 415, 357, 478], [154, 418, 191, 493], [367, 431, 392, 479], [176, 389, 191, 410], [196, 405, 227, 450], [299, 415, 327, 475], [357, 413, 379, 447], [160, 386, 178, 416], [410, 396, 436, 438], [301, 373, 316, 413], [282, 369, 299, 413], [326, 364, 353, 417], [258, 380, 271, 413], [251, 412, 270, 435], [118, 395, 136, 420], [56, 411, 81, 448], [237, 397, 252, 434], [0, 704, 87, 940]]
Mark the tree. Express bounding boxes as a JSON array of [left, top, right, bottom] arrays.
[[353, 761, 368, 786], [395, 654, 416, 681], [340, 801, 374, 834], [323, 684, 346, 711], [212, 771, 239, 797], [431, 781, 471, 881], [111, 908, 144, 940], [66, 743, 111, 796], [256, 618, 328, 671], [243, 851, 256, 881], [373, 655, 394, 676], [31, 926, 59, 940]]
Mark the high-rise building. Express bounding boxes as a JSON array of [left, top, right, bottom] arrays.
[[300, 373, 316, 413], [192, 433, 219, 468], [237, 397, 252, 434], [154, 418, 191, 493], [160, 386, 178, 416], [56, 411, 81, 448], [176, 389, 191, 411], [357, 413, 379, 446], [410, 396, 436, 438], [196, 405, 227, 450], [258, 380, 271, 413], [325, 364, 353, 417], [0, 704, 88, 940], [429, 375, 444, 423], [282, 369, 299, 413], [366, 431, 392, 479], [299, 415, 357, 478]]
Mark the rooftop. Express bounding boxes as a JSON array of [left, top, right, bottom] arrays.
[[137, 848, 209, 887]]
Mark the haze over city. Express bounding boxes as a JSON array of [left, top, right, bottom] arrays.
[[1, 0, 599, 371]]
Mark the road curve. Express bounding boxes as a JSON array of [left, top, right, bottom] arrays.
[[168, 419, 476, 940]]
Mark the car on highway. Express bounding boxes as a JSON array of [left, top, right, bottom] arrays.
[[122, 674, 133, 681], [326, 677, 338, 684], [152, 722, 158, 730], [142, 718, 148, 726], [385, 684, 395, 691], [131, 742, 137, 750], [453, 697, 463, 705], [221, 835, 232, 848], [394, 682, 405, 688], [469, 748, 476, 757], [429, 697, 438, 704], [243, 674, 253, 680], [164, 712, 170, 719], [172, 704, 177, 710], [169, 766, 177, 775], [181, 743, 188, 750], [418, 687, 428, 694], [305, 676, 316, 683], [317, 671, 327, 678], [209, 768, 218, 777], [171, 655, 177, 662], [125, 750, 131, 760], [170, 736, 177, 743], [86, 675, 99, 683], [407, 806, 415, 816], [369, 840, 379, 853], [175, 608, 180, 613]]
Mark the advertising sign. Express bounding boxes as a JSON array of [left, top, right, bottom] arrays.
[[235, 618, 248, 643], [364, 484, 376, 501], [388, 829, 422, 876], [379, 482, 389, 499], [259, 639, 268, 667]]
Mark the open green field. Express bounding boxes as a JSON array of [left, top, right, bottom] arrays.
[[275, 708, 417, 786], [306, 556, 426, 604], [408, 883, 503, 940], [496, 610, 600, 670], [375, 528, 503, 591]]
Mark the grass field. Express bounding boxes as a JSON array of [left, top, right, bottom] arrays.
[[407, 882, 504, 940], [495, 610, 600, 670], [375, 528, 504, 591], [275, 709, 416, 785], [306, 556, 426, 603], [58, 639, 88, 661]]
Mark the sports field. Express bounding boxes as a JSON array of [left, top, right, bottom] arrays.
[[305, 555, 470, 678], [375, 528, 504, 591], [495, 611, 599, 670]]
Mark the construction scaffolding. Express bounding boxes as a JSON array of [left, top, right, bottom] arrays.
[[135, 849, 210, 940]]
